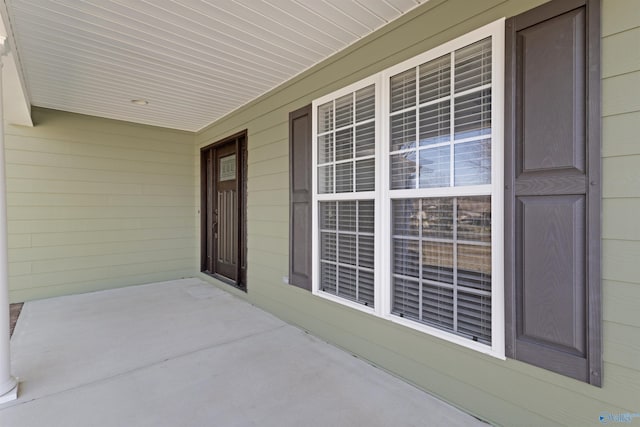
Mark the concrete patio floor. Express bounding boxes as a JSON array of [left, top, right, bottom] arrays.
[[0, 278, 486, 426]]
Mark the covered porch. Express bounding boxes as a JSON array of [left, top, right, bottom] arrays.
[[0, 278, 484, 426]]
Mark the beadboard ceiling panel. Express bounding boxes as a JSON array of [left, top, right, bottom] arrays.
[[5, 0, 426, 131]]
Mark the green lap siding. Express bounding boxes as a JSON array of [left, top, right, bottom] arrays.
[[6, 108, 197, 302], [195, 0, 640, 425]]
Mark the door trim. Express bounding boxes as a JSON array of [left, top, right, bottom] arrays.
[[200, 130, 248, 291]]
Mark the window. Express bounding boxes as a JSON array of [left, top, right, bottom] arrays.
[[313, 79, 379, 311], [312, 20, 504, 357]]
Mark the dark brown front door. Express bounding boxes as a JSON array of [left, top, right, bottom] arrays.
[[213, 142, 238, 280], [201, 132, 247, 290]]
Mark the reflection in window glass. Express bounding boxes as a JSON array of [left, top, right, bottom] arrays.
[[391, 196, 492, 344]]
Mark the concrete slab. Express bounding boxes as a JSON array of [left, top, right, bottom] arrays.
[[1, 279, 486, 427]]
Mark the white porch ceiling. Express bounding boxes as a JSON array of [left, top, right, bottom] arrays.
[[5, 0, 427, 132]]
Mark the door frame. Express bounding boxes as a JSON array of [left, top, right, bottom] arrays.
[[200, 130, 248, 291]]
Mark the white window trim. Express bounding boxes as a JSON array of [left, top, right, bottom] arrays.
[[312, 74, 382, 316], [312, 19, 505, 359]]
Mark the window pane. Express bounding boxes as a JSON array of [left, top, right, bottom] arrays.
[[457, 291, 491, 344], [356, 158, 375, 192], [457, 244, 491, 292], [419, 54, 451, 103], [422, 283, 454, 330], [320, 232, 336, 261], [390, 69, 416, 112], [337, 201, 356, 231], [393, 238, 420, 278], [454, 139, 491, 186], [419, 146, 450, 188], [358, 200, 375, 234], [358, 270, 375, 307], [422, 241, 454, 284], [318, 134, 333, 164], [319, 201, 336, 230], [455, 37, 492, 93], [359, 235, 374, 269], [318, 165, 333, 194], [454, 89, 491, 140], [338, 266, 357, 300], [335, 162, 353, 193], [390, 152, 416, 190], [320, 262, 336, 293], [392, 277, 420, 320], [419, 100, 450, 146], [355, 122, 375, 157], [335, 93, 353, 129], [457, 196, 491, 242], [338, 234, 356, 266], [392, 199, 419, 237], [356, 85, 375, 122], [421, 197, 454, 240], [390, 110, 416, 151], [318, 101, 334, 133], [335, 128, 353, 161]]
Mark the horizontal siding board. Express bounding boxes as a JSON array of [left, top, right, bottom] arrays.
[[28, 247, 195, 275], [7, 193, 194, 208], [8, 217, 193, 234], [603, 156, 640, 198], [6, 135, 193, 166], [602, 71, 640, 116], [30, 228, 195, 248], [603, 321, 640, 371], [602, 112, 640, 157], [246, 205, 287, 222], [602, 27, 640, 78], [247, 123, 288, 149], [9, 269, 195, 303], [248, 141, 288, 165], [6, 149, 192, 176], [10, 258, 193, 290], [602, 0, 640, 36], [6, 165, 195, 187], [603, 199, 640, 240], [602, 239, 640, 284], [247, 189, 288, 207], [8, 206, 193, 220], [603, 280, 640, 328], [8, 262, 32, 277], [9, 238, 195, 263], [247, 155, 288, 178], [247, 172, 288, 192]]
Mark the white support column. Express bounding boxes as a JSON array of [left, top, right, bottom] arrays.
[[0, 36, 18, 404]]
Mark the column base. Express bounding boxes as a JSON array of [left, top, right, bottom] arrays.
[[0, 380, 17, 404]]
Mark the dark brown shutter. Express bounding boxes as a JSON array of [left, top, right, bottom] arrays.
[[289, 104, 313, 291], [504, 0, 601, 385]]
